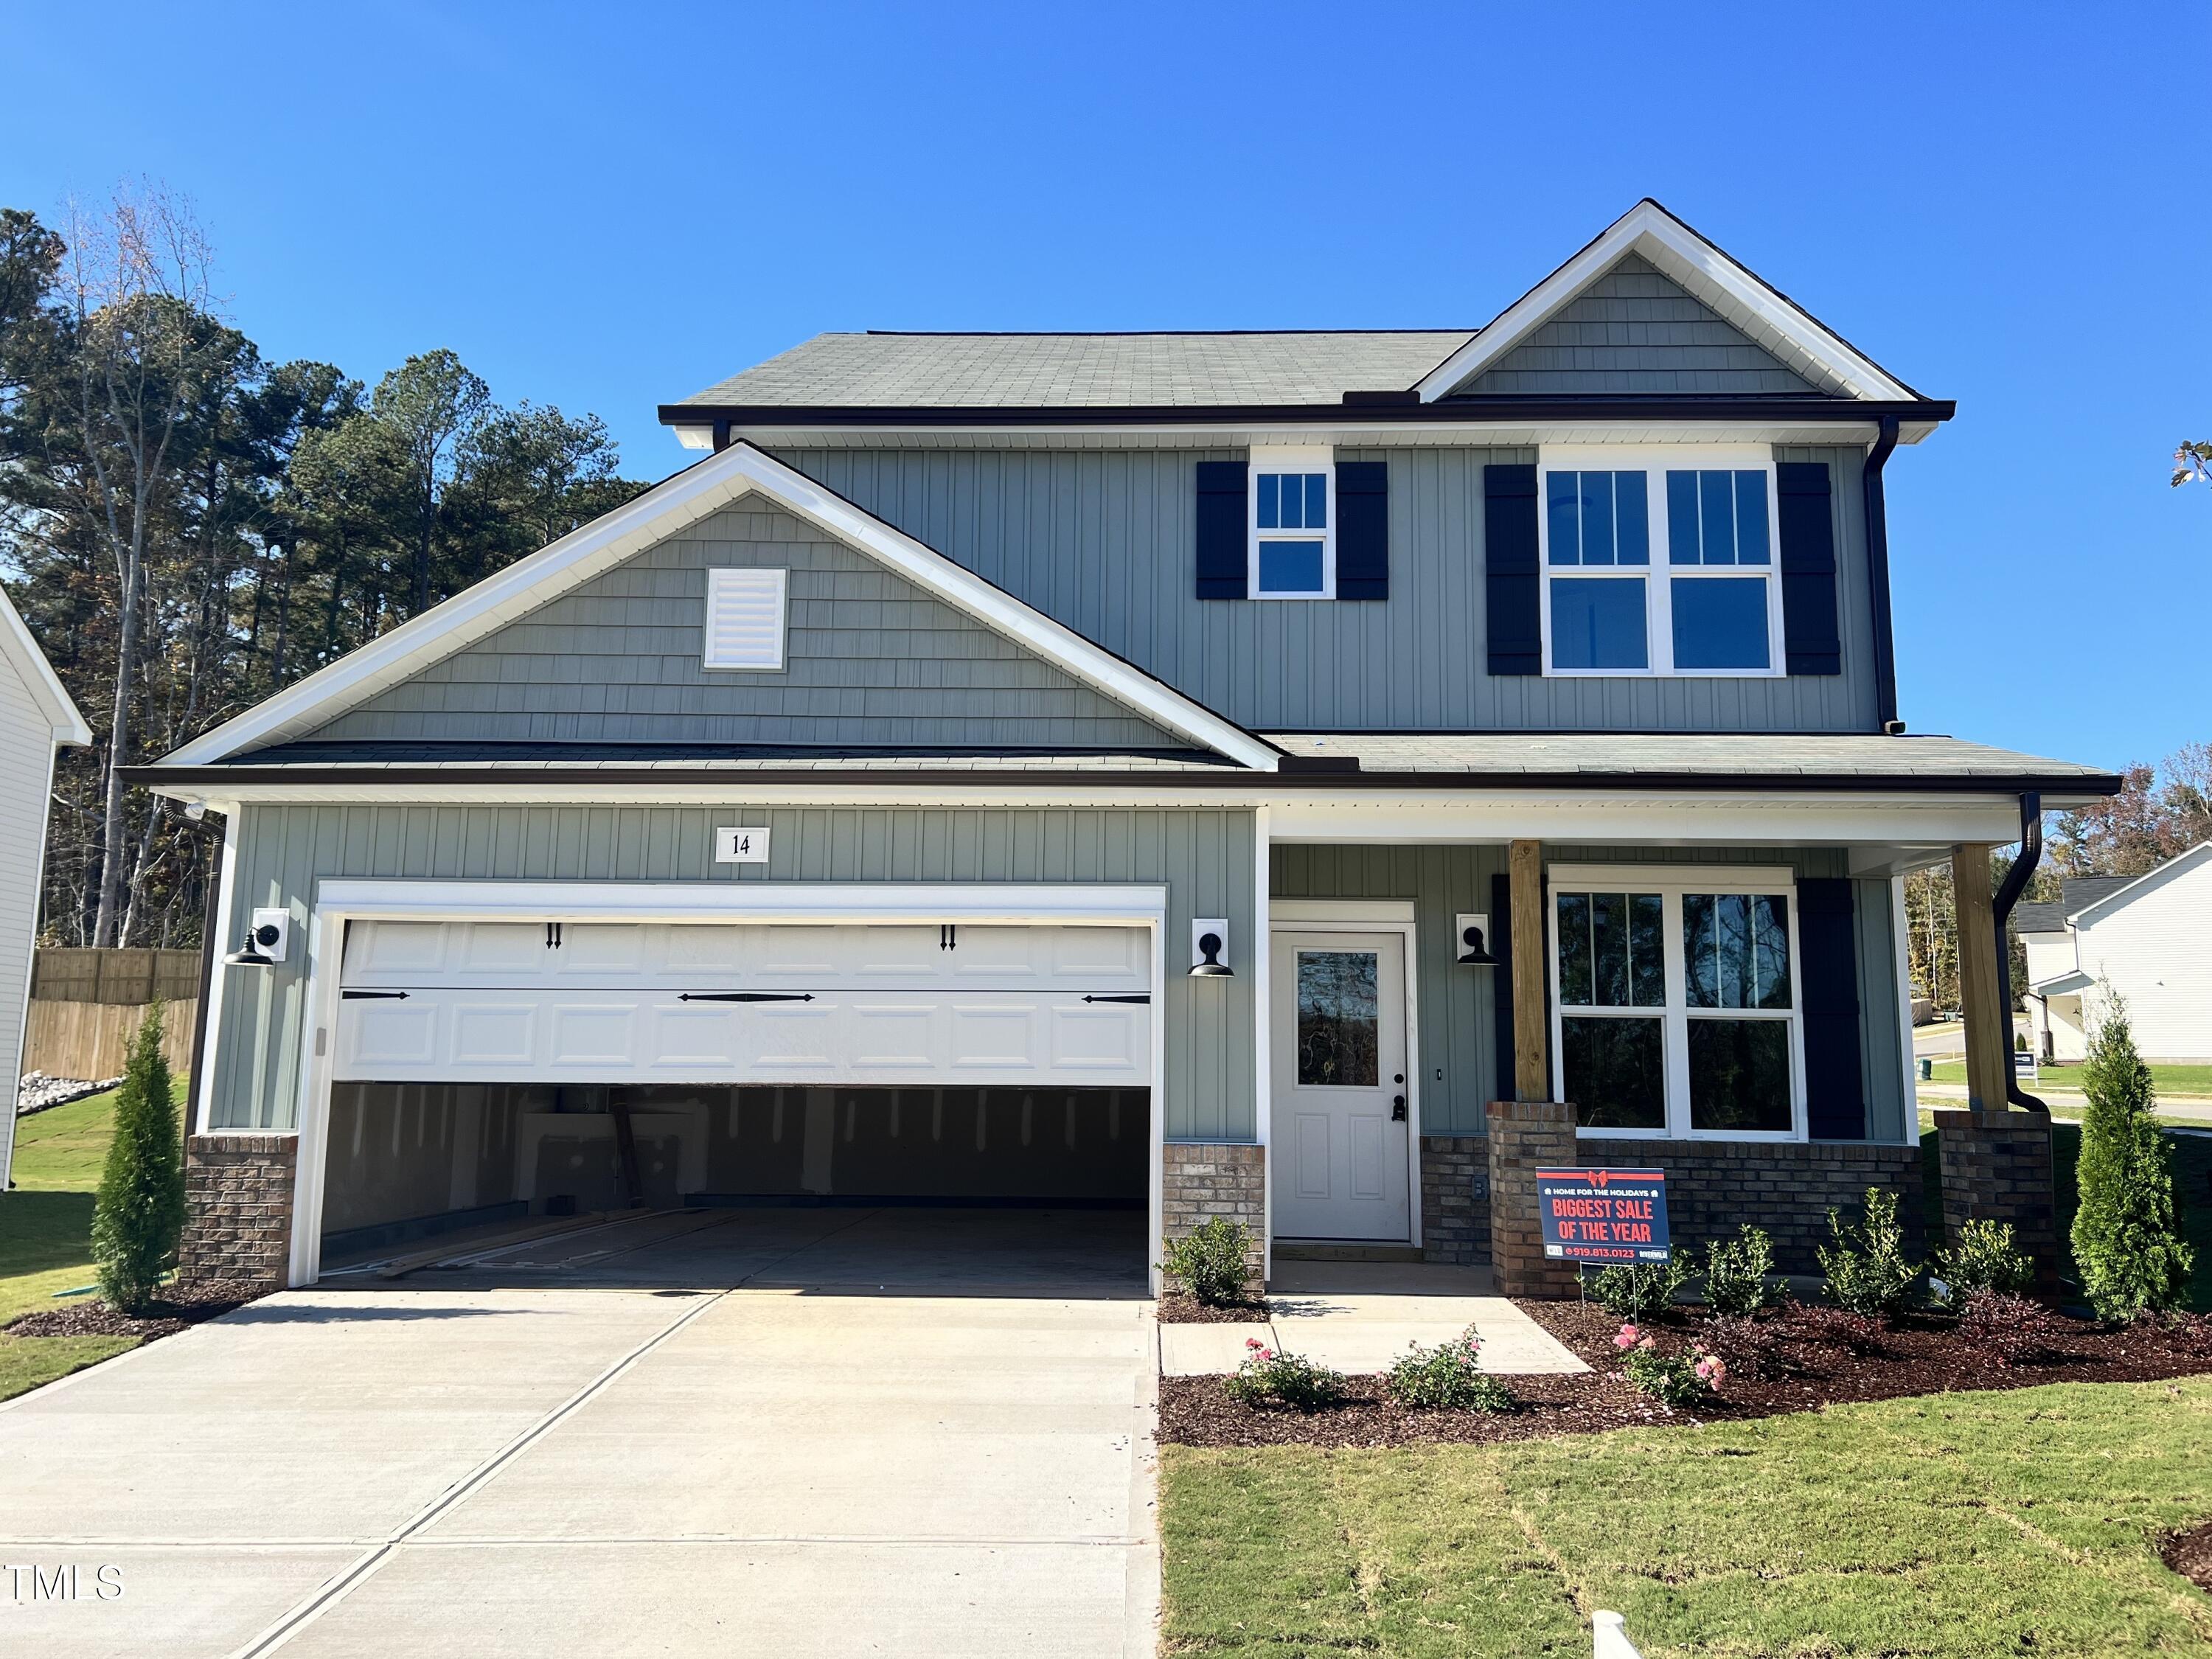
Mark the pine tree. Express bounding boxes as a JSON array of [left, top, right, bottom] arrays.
[[2070, 994, 2193, 1321], [89, 1004, 184, 1313]]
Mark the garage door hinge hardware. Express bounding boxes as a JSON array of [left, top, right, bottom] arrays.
[[341, 989, 410, 1001], [1082, 993, 1150, 1004], [545, 922, 563, 949], [939, 924, 958, 950], [677, 991, 816, 1003]]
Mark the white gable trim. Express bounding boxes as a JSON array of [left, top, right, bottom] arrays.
[[2067, 840, 2212, 926], [162, 442, 1280, 771], [0, 586, 90, 745], [1413, 200, 1921, 407]]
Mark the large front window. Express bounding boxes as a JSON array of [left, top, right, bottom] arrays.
[[1549, 866, 1805, 1139], [1540, 449, 1781, 677]]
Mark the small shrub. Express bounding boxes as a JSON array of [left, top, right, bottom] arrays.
[[1702, 1225, 1781, 1318], [91, 1005, 184, 1315], [1160, 1217, 1254, 1307], [1817, 1186, 1919, 1321], [1385, 1327, 1515, 1413], [1931, 1219, 2034, 1309], [1785, 1299, 1885, 1357], [2071, 995, 2194, 1321], [1583, 1256, 1691, 1323], [1225, 1338, 1347, 1411], [1700, 1314, 1787, 1380], [2155, 1311, 2212, 1360], [1957, 1293, 2070, 1367], [1614, 1324, 1726, 1406]]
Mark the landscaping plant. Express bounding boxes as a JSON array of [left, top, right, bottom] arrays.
[[2070, 995, 2194, 1321], [1817, 1186, 1919, 1321], [1613, 1323, 1725, 1406], [1699, 1314, 1786, 1379], [1930, 1218, 2034, 1309], [1957, 1293, 2070, 1367], [88, 1005, 184, 1315], [1582, 1256, 1691, 1323], [1701, 1223, 1781, 1317], [1160, 1217, 1255, 1307], [1225, 1338, 1346, 1411], [1385, 1327, 1514, 1412]]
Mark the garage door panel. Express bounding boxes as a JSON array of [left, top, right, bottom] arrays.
[[846, 1003, 943, 1071], [449, 1001, 539, 1069], [339, 998, 442, 1071], [545, 1004, 641, 1068], [1049, 1006, 1150, 1074]]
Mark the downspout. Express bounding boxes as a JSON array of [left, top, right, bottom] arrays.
[[1989, 791, 2047, 1114], [1863, 414, 1903, 733]]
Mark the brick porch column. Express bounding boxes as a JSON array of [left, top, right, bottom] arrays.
[[1160, 1142, 1265, 1290], [1484, 1100, 1579, 1297], [175, 1133, 298, 1293]]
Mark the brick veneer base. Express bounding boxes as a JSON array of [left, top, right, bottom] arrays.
[[1934, 1108, 2059, 1291], [176, 1133, 298, 1290], [1484, 1102, 1581, 1297], [1161, 1141, 1265, 1290], [1588, 1138, 1925, 1274], [1421, 1136, 1491, 1265]]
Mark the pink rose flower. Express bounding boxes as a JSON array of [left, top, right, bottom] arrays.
[[1613, 1324, 1640, 1349]]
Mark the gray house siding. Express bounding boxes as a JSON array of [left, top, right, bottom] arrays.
[[785, 444, 1881, 733], [207, 804, 1258, 1144], [306, 504, 1180, 751], [1271, 843, 1909, 1143], [1455, 253, 1820, 395]]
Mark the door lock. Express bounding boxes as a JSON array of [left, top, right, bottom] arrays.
[[1391, 1095, 1408, 1121]]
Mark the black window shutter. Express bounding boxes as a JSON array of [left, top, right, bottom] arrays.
[[1485, 464, 1541, 675], [1798, 877, 1865, 1139], [1777, 461, 1842, 675], [1335, 461, 1388, 600], [1194, 460, 1248, 599], [1491, 870, 1516, 1104]]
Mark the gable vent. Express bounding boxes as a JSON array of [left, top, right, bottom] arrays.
[[703, 567, 787, 670]]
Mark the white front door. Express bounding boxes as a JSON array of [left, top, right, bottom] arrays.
[[1269, 931, 1411, 1241]]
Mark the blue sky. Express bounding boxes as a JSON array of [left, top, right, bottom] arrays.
[[7, 4, 2204, 771]]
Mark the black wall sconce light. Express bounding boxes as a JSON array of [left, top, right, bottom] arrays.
[[1455, 911, 1498, 967], [224, 908, 290, 968], [1188, 917, 1234, 978]]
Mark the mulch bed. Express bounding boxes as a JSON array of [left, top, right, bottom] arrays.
[[1158, 1296, 2212, 1450], [2163, 1519, 2212, 1592], [6, 1287, 255, 1345], [1158, 1291, 1275, 1324]]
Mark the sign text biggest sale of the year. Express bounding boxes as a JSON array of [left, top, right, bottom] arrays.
[[1534, 1167, 1672, 1264]]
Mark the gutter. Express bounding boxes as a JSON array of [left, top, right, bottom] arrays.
[[1989, 791, 2048, 1114], [1863, 415, 1904, 733]]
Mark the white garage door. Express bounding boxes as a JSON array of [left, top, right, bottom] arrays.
[[334, 919, 1152, 1086]]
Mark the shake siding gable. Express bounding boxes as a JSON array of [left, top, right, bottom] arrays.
[[302, 504, 1183, 751]]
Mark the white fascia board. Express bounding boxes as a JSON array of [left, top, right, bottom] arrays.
[[2066, 839, 2212, 924], [313, 879, 1168, 928], [0, 586, 91, 745], [162, 441, 1276, 772], [688, 418, 1926, 451], [1412, 201, 1919, 406]]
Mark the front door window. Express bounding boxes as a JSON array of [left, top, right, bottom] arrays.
[[1295, 950, 1380, 1087]]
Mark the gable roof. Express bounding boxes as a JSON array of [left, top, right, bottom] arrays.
[[159, 442, 1281, 771], [1413, 199, 1924, 406], [0, 585, 90, 746], [2067, 842, 2212, 926]]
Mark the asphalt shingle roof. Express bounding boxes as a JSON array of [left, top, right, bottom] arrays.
[[668, 332, 1478, 411]]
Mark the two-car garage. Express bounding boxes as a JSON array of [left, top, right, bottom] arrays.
[[295, 887, 1164, 1283]]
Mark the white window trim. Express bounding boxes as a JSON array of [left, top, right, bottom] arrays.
[[1248, 445, 1335, 600], [1545, 863, 1809, 1144], [1537, 445, 1786, 680]]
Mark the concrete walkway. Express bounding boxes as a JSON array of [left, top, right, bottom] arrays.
[[1158, 1261, 1587, 1378], [0, 1208, 1158, 1658]]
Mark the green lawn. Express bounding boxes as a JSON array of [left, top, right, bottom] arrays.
[[1162, 1378, 2212, 1658], [1926, 1059, 2212, 1096], [0, 1085, 138, 1398]]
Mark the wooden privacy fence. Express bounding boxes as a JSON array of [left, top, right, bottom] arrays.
[[21, 948, 203, 1081]]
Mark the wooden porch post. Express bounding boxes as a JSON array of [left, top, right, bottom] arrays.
[[1952, 843, 2009, 1113], [1509, 838, 1548, 1101]]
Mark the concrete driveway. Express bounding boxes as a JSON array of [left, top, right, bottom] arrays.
[[0, 1208, 1159, 1658]]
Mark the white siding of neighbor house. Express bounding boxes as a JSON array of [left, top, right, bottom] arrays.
[[2072, 853, 2212, 1062], [0, 650, 61, 1180]]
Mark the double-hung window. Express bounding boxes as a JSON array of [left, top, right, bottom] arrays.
[[1548, 865, 1806, 1141], [1250, 445, 1334, 598], [1539, 448, 1782, 675]]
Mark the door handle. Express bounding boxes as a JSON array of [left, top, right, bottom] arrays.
[[1391, 1096, 1407, 1121]]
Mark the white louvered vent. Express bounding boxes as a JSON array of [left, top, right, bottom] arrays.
[[703, 567, 787, 670]]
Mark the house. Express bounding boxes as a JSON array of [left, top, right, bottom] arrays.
[[0, 585, 91, 1189], [132, 201, 2118, 1293], [2017, 842, 2212, 1063]]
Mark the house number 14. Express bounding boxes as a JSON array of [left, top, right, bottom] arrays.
[[714, 827, 771, 864]]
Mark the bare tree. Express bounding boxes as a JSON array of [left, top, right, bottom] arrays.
[[60, 184, 220, 946]]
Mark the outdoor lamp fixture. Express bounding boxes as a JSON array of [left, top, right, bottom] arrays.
[[1188, 918, 1234, 978], [223, 924, 279, 967], [1455, 913, 1498, 967]]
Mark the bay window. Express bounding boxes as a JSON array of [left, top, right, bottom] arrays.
[[1548, 866, 1806, 1140]]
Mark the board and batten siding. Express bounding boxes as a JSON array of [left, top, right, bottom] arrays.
[[781, 445, 1882, 734], [305, 503, 1178, 751], [0, 650, 60, 1165], [208, 804, 1259, 1143], [1273, 843, 1910, 1144]]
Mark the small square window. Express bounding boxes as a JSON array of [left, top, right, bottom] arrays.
[[1257, 540, 1326, 594], [1549, 577, 1649, 670], [1670, 577, 1771, 670], [1250, 451, 1334, 597]]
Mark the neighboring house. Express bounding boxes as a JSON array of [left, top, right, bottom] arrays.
[[2017, 842, 2212, 1063], [133, 199, 2118, 1290], [0, 586, 91, 1190]]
